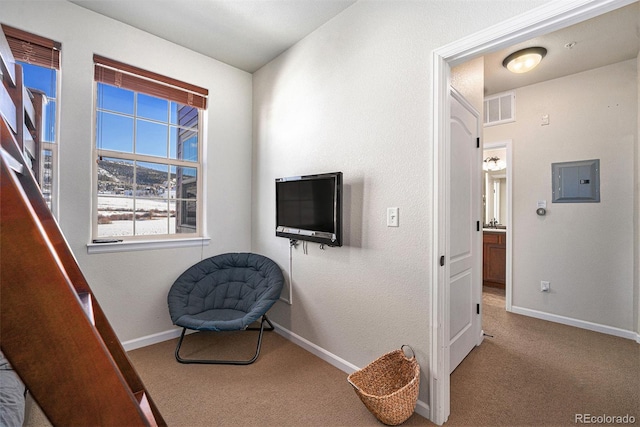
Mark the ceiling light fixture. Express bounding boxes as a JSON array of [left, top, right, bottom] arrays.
[[502, 47, 547, 74], [483, 156, 506, 172]]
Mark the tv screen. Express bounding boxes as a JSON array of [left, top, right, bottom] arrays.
[[275, 172, 342, 246]]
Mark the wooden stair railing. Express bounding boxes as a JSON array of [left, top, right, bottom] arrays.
[[1, 118, 166, 425]]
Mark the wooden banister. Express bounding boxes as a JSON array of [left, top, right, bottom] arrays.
[[1, 83, 165, 427]]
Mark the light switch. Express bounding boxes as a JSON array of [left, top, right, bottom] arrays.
[[387, 207, 399, 227]]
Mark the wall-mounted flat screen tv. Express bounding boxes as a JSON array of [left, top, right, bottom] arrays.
[[275, 172, 342, 247]]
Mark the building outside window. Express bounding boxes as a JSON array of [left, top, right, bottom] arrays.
[[2, 25, 60, 214], [21, 63, 57, 211], [92, 56, 207, 240]]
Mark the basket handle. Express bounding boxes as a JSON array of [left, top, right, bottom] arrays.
[[401, 344, 415, 359]]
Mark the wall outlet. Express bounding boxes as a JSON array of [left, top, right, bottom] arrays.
[[540, 281, 550, 292]]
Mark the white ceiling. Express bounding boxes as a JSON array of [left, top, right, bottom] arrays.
[[69, 0, 357, 73], [69, 0, 639, 91], [484, 2, 639, 95]]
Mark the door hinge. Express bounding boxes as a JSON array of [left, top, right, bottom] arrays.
[[476, 137, 480, 148], [440, 255, 445, 266], [477, 303, 480, 314]]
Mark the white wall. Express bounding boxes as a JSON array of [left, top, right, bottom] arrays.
[[484, 60, 637, 332], [252, 0, 550, 405], [2, 1, 253, 342], [452, 57, 484, 115]]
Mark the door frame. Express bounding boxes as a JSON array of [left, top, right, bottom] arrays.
[[429, 0, 635, 424], [483, 140, 513, 311]]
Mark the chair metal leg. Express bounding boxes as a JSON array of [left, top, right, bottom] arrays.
[[174, 315, 274, 365]]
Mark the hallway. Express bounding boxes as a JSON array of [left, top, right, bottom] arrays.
[[446, 287, 639, 426]]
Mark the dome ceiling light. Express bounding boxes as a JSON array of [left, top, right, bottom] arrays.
[[502, 47, 547, 74]]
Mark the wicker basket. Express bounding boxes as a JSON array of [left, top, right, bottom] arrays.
[[347, 345, 420, 425]]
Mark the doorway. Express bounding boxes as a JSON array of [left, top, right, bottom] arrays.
[[429, 1, 633, 425], [482, 140, 512, 312]]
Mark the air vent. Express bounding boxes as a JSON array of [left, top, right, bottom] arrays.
[[484, 91, 515, 126]]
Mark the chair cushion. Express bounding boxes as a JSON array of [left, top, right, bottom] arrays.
[[168, 253, 284, 331]]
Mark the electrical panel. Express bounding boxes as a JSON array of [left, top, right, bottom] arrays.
[[552, 159, 600, 203]]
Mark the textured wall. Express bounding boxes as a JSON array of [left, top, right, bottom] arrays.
[[452, 57, 484, 115], [485, 60, 637, 331], [252, 0, 550, 406]]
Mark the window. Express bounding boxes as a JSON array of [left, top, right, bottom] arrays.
[[92, 56, 208, 241], [2, 25, 60, 213]]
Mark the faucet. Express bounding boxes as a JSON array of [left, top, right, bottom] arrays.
[[489, 218, 498, 228]]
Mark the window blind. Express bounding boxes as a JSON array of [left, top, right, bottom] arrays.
[[93, 55, 208, 110], [1, 24, 60, 69]]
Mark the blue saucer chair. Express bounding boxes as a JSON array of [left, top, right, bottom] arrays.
[[168, 253, 284, 365]]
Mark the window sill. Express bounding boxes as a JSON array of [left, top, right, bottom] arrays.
[[87, 237, 210, 254]]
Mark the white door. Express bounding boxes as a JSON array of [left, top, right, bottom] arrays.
[[448, 88, 482, 373]]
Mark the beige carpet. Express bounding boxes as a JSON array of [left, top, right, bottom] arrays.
[[25, 291, 638, 426], [125, 331, 431, 427], [448, 287, 639, 426], [25, 327, 432, 427]]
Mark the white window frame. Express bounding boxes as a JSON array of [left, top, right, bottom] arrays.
[[88, 79, 209, 254], [2, 25, 62, 218]]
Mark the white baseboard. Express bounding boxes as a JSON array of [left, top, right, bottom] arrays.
[[271, 321, 431, 421], [510, 306, 638, 342], [413, 399, 431, 421], [122, 328, 183, 351], [271, 321, 360, 373]]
